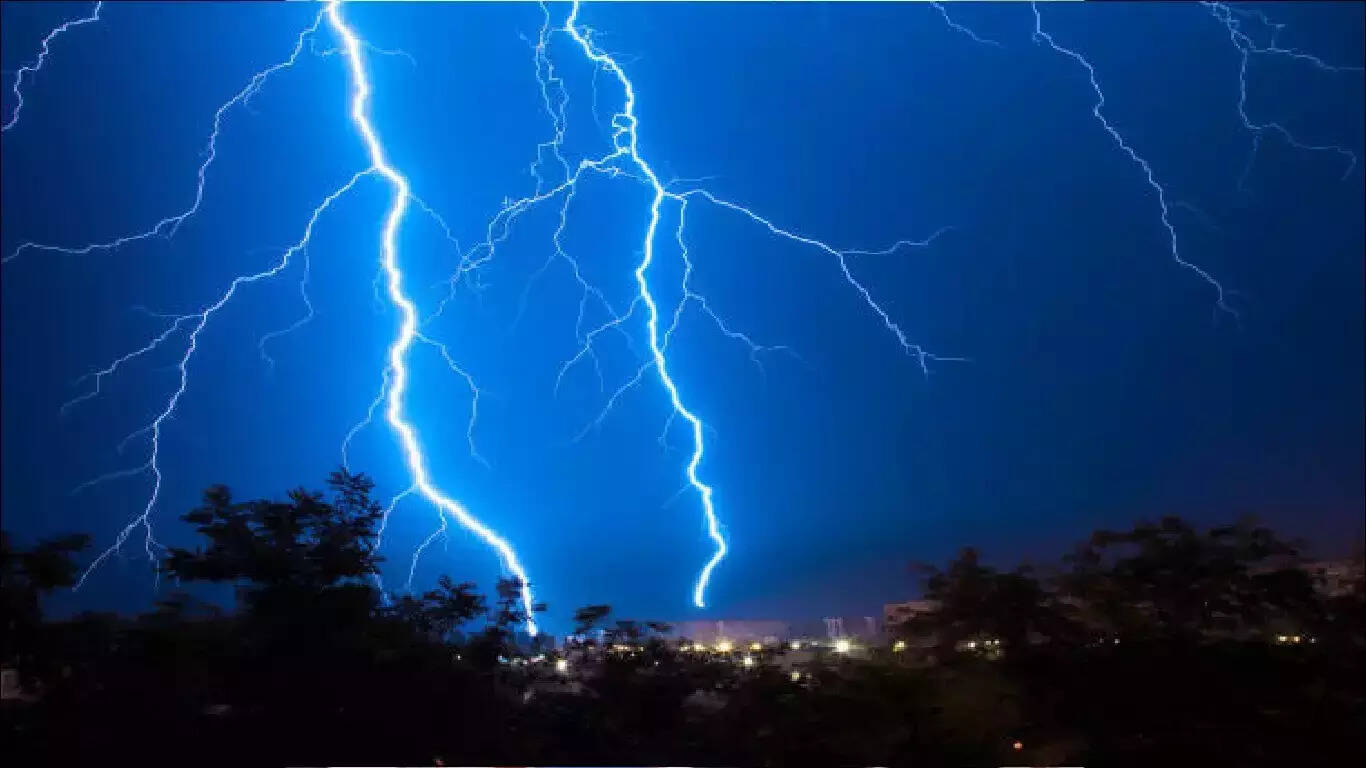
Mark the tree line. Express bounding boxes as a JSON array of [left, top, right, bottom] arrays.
[[899, 515, 1362, 656], [3, 470, 1362, 766]]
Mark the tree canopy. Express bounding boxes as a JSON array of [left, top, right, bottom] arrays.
[[3, 476, 1361, 767]]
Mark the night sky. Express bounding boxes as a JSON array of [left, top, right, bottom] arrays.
[[2, 1, 1362, 635]]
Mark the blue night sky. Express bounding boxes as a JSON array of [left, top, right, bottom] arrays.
[[2, 1, 1362, 635]]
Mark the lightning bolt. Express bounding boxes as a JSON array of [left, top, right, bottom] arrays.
[[7, 1, 1355, 627], [322, 0, 538, 633], [9, 1, 537, 631], [452, 1, 960, 609], [2, 1, 103, 133], [930, 1, 1002, 49], [1201, 2, 1360, 188], [30, 5, 344, 587], [4, 10, 328, 265], [1031, 2, 1236, 320], [70, 166, 374, 589]]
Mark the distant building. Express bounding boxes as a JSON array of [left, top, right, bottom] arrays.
[[817, 616, 885, 641], [823, 617, 845, 639], [669, 619, 789, 647], [562, 628, 608, 647]]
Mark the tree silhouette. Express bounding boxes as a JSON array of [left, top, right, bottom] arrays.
[[573, 604, 612, 637], [1, 531, 90, 689], [1058, 516, 1307, 639], [387, 575, 487, 643], [163, 469, 384, 589], [905, 548, 1063, 654], [611, 619, 642, 644], [7, 502, 1363, 767], [159, 468, 388, 661]]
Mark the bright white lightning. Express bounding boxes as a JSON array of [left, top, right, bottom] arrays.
[[16, 0, 1349, 628], [2, 1, 103, 133], [322, 0, 538, 634], [455, 1, 958, 610], [23, 0, 531, 629]]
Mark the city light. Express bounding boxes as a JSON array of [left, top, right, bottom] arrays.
[[4, 4, 1360, 765]]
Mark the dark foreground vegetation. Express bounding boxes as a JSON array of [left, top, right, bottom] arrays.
[[4, 470, 1363, 766]]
